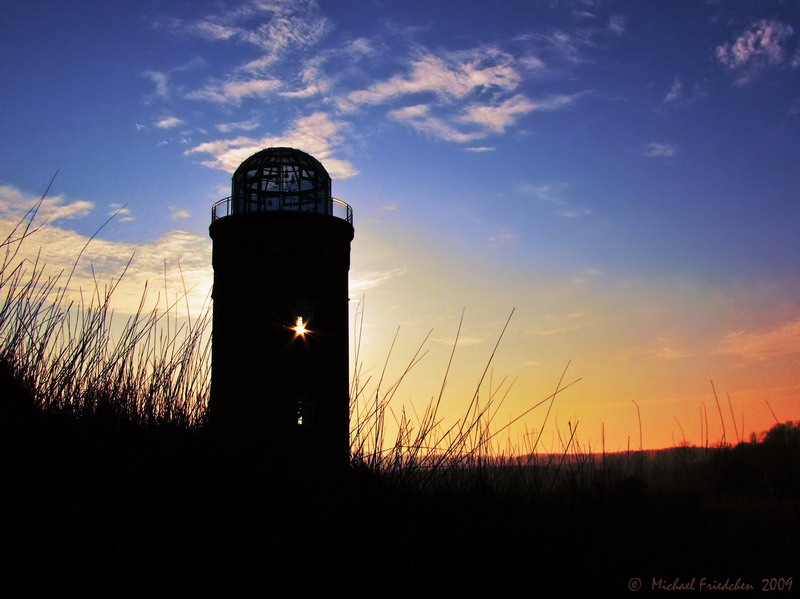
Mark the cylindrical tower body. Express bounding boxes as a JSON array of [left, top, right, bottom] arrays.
[[208, 147, 354, 470]]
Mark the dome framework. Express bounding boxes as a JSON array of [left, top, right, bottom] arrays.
[[232, 147, 332, 216]]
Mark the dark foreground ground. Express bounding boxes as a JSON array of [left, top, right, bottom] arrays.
[[2, 408, 798, 597]]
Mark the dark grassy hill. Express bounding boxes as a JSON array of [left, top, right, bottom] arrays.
[[2, 392, 797, 597]]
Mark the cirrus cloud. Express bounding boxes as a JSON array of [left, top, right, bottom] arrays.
[[389, 104, 485, 143], [644, 142, 677, 158], [715, 317, 800, 362], [187, 78, 282, 104], [340, 46, 521, 111], [391, 92, 582, 144]]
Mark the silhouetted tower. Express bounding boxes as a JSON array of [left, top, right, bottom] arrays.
[[209, 147, 354, 469]]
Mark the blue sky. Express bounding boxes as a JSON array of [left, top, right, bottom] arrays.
[[2, 0, 799, 450]]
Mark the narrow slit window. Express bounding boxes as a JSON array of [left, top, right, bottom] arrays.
[[296, 393, 314, 426]]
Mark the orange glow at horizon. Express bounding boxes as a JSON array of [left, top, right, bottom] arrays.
[[347, 278, 800, 454]]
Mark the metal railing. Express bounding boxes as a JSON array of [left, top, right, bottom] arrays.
[[211, 196, 353, 225]]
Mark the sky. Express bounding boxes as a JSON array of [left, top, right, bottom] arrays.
[[1, 0, 799, 452]]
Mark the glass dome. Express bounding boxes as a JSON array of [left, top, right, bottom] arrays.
[[231, 147, 332, 216]]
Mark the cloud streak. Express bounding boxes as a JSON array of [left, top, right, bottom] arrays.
[[615, 337, 695, 361], [389, 104, 484, 143], [216, 119, 261, 133], [715, 317, 800, 362], [350, 268, 407, 294], [341, 46, 521, 110], [142, 57, 206, 102], [663, 76, 682, 104], [458, 95, 539, 133], [188, 78, 282, 104], [390, 92, 581, 143], [644, 142, 677, 158], [518, 182, 592, 218]]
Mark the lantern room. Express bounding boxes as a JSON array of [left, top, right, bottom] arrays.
[[231, 147, 332, 216]]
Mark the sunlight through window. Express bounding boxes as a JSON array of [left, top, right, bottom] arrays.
[[292, 316, 308, 337]]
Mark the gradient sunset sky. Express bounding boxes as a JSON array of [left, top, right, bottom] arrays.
[[2, 0, 799, 451]]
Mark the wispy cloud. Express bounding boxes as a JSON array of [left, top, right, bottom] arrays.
[[275, 36, 376, 100], [389, 104, 484, 143], [622, 314, 800, 364], [237, 5, 331, 73], [391, 91, 581, 144], [521, 182, 570, 204], [715, 317, 800, 362], [716, 19, 795, 86], [536, 30, 589, 64], [143, 70, 169, 99], [142, 57, 206, 101], [663, 76, 682, 104], [344, 37, 378, 57], [161, 0, 330, 106], [157, 0, 330, 72], [557, 207, 593, 218], [187, 78, 282, 104], [643, 142, 677, 158], [524, 12, 628, 66], [186, 112, 357, 178], [659, 76, 706, 109], [458, 95, 539, 133], [529, 311, 591, 337], [519, 181, 592, 217], [0, 184, 93, 223], [350, 267, 407, 293], [109, 203, 135, 222], [169, 207, 191, 220], [155, 116, 184, 129], [433, 335, 483, 347], [191, 20, 238, 41], [216, 119, 261, 133], [487, 229, 517, 245], [608, 15, 625, 36], [277, 55, 335, 99], [153, 7, 585, 150], [569, 267, 602, 285], [341, 46, 521, 110], [615, 336, 695, 361]]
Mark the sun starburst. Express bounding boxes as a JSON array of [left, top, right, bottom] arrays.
[[292, 316, 309, 337]]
